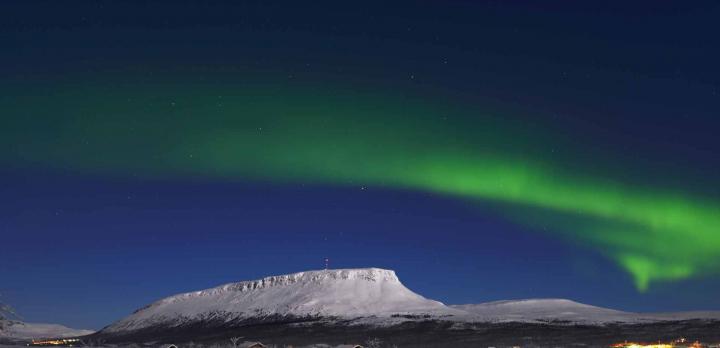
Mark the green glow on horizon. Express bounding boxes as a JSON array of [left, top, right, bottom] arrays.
[[2, 78, 719, 291]]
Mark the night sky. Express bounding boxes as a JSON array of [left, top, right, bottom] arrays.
[[2, 1, 720, 330]]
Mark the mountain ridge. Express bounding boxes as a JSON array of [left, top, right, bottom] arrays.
[[100, 267, 720, 338]]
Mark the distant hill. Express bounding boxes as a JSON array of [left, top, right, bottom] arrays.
[[0, 319, 93, 341]]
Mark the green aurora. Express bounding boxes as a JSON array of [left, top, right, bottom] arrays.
[[3, 77, 719, 291]]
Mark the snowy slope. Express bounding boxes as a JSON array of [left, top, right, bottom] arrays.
[[452, 299, 720, 324], [0, 320, 93, 339], [103, 268, 464, 333], [452, 299, 637, 323], [643, 311, 720, 321]]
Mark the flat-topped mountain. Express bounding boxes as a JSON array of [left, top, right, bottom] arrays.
[[93, 268, 720, 347], [102, 268, 461, 334]]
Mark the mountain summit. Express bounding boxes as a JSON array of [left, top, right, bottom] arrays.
[[103, 268, 460, 334]]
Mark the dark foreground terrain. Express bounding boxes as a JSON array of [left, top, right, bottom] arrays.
[[87, 317, 720, 348]]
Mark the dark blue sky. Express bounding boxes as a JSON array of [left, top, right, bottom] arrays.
[[5, 170, 718, 330], [1, 1, 720, 330]]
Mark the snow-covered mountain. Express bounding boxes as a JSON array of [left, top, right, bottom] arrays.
[[99, 267, 720, 341], [92, 268, 720, 346], [0, 320, 93, 340], [102, 268, 463, 334], [453, 299, 720, 324], [451, 299, 638, 323]]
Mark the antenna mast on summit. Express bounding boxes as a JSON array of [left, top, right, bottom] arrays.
[[324, 257, 329, 270]]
